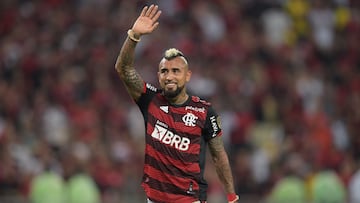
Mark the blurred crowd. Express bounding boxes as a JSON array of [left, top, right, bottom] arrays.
[[0, 0, 360, 203]]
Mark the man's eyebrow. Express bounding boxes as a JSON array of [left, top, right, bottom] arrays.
[[159, 67, 168, 72], [160, 66, 181, 70]]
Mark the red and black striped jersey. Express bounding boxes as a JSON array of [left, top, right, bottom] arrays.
[[136, 83, 222, 203]]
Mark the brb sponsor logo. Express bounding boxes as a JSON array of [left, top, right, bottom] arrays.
[[151, 120, 190, 151]]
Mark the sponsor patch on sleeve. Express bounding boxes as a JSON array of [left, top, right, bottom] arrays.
[[146, 83, 157, 93], [210, 115, 221, 137]]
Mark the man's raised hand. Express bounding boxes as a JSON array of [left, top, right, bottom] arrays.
[[131, 5, 162, 37]]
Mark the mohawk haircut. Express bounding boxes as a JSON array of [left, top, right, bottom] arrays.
[[164, 48, 184, 60], [163, 48, 188, 65]]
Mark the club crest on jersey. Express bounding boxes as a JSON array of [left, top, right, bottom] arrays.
[[182, 112, 198, 127]]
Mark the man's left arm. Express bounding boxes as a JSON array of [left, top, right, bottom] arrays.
[[208, 136, 239, 203]]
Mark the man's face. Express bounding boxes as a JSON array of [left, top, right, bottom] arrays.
[[158, 57, 191, 98]]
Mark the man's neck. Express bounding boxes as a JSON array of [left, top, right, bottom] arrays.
[[166, 93, 189, 105]]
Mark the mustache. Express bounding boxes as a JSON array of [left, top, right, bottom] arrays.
[[165, 81, 177, 85]]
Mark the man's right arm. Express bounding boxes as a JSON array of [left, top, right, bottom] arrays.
[[114, 5, 161, 102], [115, 36, 144, 101]]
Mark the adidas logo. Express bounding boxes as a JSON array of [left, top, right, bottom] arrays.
[[160, 106, 169, 113]]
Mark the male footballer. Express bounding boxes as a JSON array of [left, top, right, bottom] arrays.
[[115, 4, 239, 203]]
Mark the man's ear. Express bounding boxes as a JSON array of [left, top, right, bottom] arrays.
[[186, 70, 192, 82]]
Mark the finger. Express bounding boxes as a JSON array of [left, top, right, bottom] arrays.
[[149, 5, 159, 18], [145, 4, 154, 16], [152, 10, 162, 22], [151, 22, 160, 31], [140, 6, 148, 16]]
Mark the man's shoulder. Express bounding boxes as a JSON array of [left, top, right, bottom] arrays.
[[190, 96, 211, 106]]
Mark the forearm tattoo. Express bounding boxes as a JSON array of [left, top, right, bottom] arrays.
[[208, 137, 236, 194], [115, 38, 143, 99]]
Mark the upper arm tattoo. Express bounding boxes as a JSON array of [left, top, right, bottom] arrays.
[[115, 38, 144, 100], [119, 66, 143, 99]]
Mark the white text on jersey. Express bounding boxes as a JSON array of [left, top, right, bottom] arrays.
[[151, 121, 190, 151]]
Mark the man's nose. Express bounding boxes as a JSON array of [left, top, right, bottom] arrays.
[[165, 72, 175, 80]]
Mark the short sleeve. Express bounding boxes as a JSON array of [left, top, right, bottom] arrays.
[[203, 106, 222, 141], [136, 83, 158, 117]]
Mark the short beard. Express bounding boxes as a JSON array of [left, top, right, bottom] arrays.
[[163, 85, 184, 99]]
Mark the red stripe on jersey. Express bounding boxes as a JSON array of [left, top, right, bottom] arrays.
[[145, 165, 200, 191], [143, 184, 198, 203], [146, 144, 201, 174], [146, 124, 201, 155], [170, 120, 202, 136], [143, 82, 147, 93]]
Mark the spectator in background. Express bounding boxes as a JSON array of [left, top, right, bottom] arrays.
[[349, 166, 360, 203], [29, 170, 65, 203], [308, 0, 336, 51], [66, 174, 100, 203], [311, 170, 346, 203], [261, 6, 292, 48], [267, 153, 307, 203], [268, 177, 306, 203]]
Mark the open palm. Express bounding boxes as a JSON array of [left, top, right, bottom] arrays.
[[132, 5, 162, 36]]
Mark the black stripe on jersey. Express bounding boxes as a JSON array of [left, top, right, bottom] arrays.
[[145, 174, 200, 197], [198, 133, 208, 201], [145, 153, 200, 180], [145, 135, 200, 163]]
